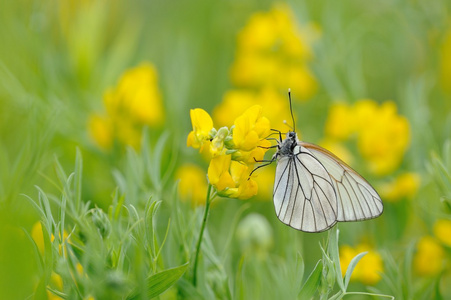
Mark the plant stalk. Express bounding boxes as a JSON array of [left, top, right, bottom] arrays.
[[192, 184, 213, 286]]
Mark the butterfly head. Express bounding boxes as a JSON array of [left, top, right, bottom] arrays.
[[276, 130, 298, 157], [286, 131, 296, 140]]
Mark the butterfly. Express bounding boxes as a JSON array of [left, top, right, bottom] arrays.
[[253, 90, 383, 233]]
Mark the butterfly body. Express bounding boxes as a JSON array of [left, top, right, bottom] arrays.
[[275, 131, 297, 157], [272, 130, 383, 233]]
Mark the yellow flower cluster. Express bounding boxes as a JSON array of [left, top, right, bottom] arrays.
[[414, 236, 445, 276], [230, 4, 317, 100], [339, 243, 383, 285], [89, 63, 165, 150], [176, 164, 208, 206], [187, 105, 271, 200], [325, 99, 411, 175], [379, 172, 420, 202], [413, 219, 451, 276]]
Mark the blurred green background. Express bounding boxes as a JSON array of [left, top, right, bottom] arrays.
[[1, 0, 451, 299]]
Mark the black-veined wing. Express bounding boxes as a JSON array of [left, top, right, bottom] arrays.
[[300, 142, 383, 222], [273, 145, 338, 232]]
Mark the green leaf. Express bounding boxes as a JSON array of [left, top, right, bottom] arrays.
[[128, 262, 189, 299], [298, 259, 323, 300], [74, 147, 83, 213], [328, 227, 344, 292], [343, 251, 367, 290]]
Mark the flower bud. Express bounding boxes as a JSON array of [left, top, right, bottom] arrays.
[[92, 207, 111, 238]]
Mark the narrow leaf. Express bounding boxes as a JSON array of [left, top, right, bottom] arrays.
[[128, 262, 189, 299], [74, 147, 83, 213], [328, 227, 345, 292], [298, 259, 323, 299], [343, 251, 368, 290]]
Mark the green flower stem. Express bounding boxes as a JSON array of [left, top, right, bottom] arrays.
[[192, 184, 213, 286]]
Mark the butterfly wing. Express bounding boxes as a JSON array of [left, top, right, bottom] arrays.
[[300, 142, 383, 222], [273, 145, 338, 232]]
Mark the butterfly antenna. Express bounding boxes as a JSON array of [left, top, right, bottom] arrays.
[[288, 88, 296, 132]]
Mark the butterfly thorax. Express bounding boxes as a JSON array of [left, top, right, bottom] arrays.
[[276, 131, 298, 158]]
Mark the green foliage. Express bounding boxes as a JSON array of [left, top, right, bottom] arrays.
[[0, 0, 451, 298]]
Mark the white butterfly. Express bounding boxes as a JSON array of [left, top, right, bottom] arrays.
[[256, 91, 383, 233]]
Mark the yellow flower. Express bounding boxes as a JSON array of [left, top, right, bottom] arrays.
[[213, 88, 293, 132], [105, 63, 164, 126], [176, 164, 209, 206], [74, 263, 83, 276], [434, 219, 451, 247], [187, 108, 214, 150], [414, 236, 445, 276], [339, 243, 383, 285], [47, 272, 64, 300], [357, 101, 410, 175], [230, 105, 272, 164], [207, 155, 235, 191], [233, 105, 270, 151], [88, 115, 113, 150], [31, 222, 46, 256], [188, 104, 272, 200], [379, 172, 420, 202], [88, 62, 164, 150], [325, 102, 355, 140], [227, 161, 258, 199], [230, 4, 317, 100], [207, 155, 258, 200], [325, 99, 410, 175]]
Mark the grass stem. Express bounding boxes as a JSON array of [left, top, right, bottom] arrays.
[[192, 184, 213, 286]]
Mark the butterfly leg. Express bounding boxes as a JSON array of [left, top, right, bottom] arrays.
[[270, 128, 283, 141], [248, 155, 279, 178]]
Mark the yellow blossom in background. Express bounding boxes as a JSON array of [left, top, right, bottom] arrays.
[[434, 219, 451, 247], [89, 62, 165, 150], [319, 138, 354, 165], [88, 115, 113, 150], [325, 99, 410, 175], [379, 172, 420, 202], [176, 164, 208, 206], [76, 263, 84, 277], [339, 243, 383, 285], [231, 4, 317, 100], [31, 222, 69, 256], [47, 272, 64, 300], [31, 222, 46, 256], [414, 236, 445, 276], [213, 88, 293, 132], [357, 101, 410, 175], [187, 108, 214, 150], [325, 103, 355, 140]]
